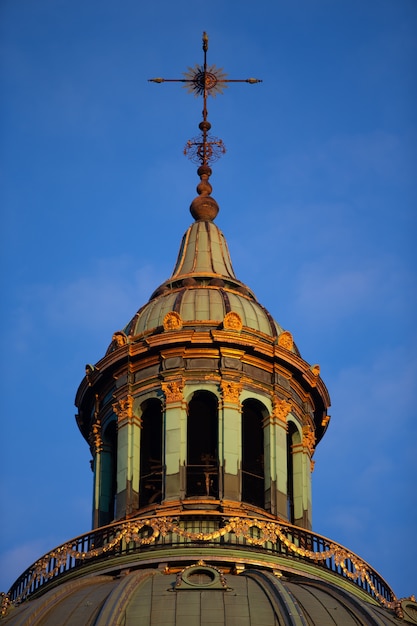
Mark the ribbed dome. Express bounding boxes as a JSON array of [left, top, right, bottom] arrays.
[[118, 220, 295, 349], [124, 286, 284, 339], [3, 565, 411, 626]]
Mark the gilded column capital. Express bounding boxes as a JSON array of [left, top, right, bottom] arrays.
[[112, 396, 134, 424], [270, 397, 292, 426], [220, 380, 241, 405], [302, 425, 316, 456], [162, 379, 185, 403]]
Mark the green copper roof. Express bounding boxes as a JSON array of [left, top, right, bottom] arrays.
[[171, 220, 239, 283], [122, 219, 290, 342]]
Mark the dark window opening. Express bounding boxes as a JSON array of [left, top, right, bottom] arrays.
[[242, 399, 264, 508], [139, 398, 163, 508], [186, 391, 219, 498], [287, 422, 298, 523], [100, 421, 117, 525]]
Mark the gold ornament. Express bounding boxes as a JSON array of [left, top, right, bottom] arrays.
[[302, 425, 316, 455], [277, 331, 293, 350], [113, 396, 133, 422], [163, 311, 183, 331], [9, 514, 397, 610], [162, 380, 184, 403], [272, 397, 292, 424], [220, 380, 241, 404], [223, 311, 243, 331]]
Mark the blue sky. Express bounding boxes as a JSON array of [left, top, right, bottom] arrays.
[[1, 0, 416, 599]]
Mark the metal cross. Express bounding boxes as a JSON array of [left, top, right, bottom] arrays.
[[149, 32, 262, 167]]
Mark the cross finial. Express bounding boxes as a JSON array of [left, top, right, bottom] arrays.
[[148, 32, 262, 221], [149, 32, 262, 167]]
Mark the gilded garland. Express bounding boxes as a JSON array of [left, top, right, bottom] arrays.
[[8, 516, 398, 611]]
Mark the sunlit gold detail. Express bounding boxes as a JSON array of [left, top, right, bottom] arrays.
[[302, 425, 316, 456], [0, 593, 11, 617], [223, 311, 243, 331], [11, 515, 398, 610], [163, 311, 183, 331], [220, 380, 241, 404], [310, 364, 320, 376], [277, 331, 293, 350], [112, 331, 127, 347], [310, 460, 315, 473], [88, 394, 103, 453], [321, 415, 331, 428], [183, 64, 228, 97], [112, 396, 133, 422], [272, 397, 292, 424], [162, 379, 184, 403], [90, 420, 103, 454]]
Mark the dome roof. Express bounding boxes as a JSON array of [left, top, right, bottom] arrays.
[[118, 220, 296, 350], [3, 565, 412, 626]]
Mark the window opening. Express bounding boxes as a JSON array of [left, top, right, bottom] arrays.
[[287, 422, 299, 523], [139, 398, 163, 507], [241, 399, 265, 508], [186, 391, 219, 498]]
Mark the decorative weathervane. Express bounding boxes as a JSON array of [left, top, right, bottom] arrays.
[[149, 32, 262, 221], [149, 32, 262, 167]]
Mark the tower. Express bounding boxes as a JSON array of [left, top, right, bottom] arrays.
[[2, 33, 416, 626]]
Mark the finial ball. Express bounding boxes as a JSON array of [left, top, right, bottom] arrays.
[[199, 121, 212, 132], [190, 195, 219, 221]]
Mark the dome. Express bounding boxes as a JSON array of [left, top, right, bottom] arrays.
[[109, 220, 298, 353], [124, 286, 285, 340], [3, 563, 413, 626]]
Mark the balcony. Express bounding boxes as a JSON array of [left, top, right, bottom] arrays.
[[5, 512, 397, 612]]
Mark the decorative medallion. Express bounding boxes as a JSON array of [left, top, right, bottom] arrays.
[[223, 311, 243, 331], [277, 331, 293, 350], [163, 311, 183, 331]]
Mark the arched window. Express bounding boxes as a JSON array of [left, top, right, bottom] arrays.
[[100, 421, 117, 525], [186, 391, 219, 498], [139, 398, 163, 508], [287, 421, 300, 523], [241, 399, 265, 508]]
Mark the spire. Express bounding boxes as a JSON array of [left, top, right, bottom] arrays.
[[149, 32, 262, 221]]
